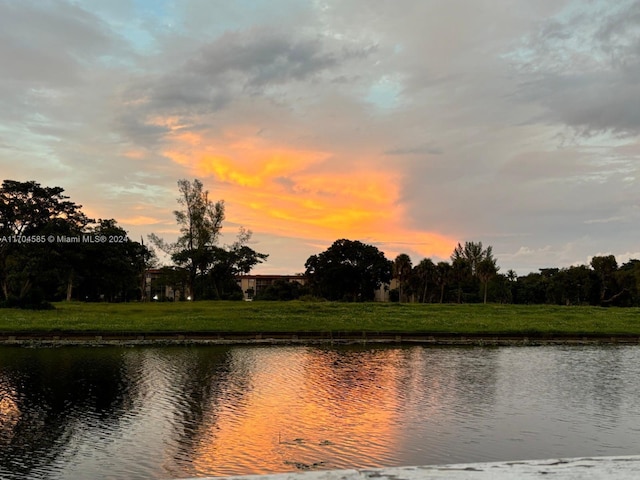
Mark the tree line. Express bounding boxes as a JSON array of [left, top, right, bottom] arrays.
[[0, 180, 154, 308], [299, 238, 500, 303], [0, 179, 266, 308], [2, 178, 639, 308], [300, 239, 640, 307]]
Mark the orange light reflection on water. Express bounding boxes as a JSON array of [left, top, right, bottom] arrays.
[[188, 348, 432, 477], [0, 382, 20, 446]]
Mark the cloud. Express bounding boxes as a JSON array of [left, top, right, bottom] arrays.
[[116, 215, 165, 226], [118, 26, 378, 122], [0, 1, 118, 86], [583, 216, 625, 225], [499, 242, 584, 274], [615, 252, 640, 265], [384, 144, 443, 156], [159, 126, 456, 261], [2, 0, 640, 277], [188, 29, 341, 86], [508, 0, 640, 136]]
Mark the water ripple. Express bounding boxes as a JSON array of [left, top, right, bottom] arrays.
[[2, 345, 640, 478]]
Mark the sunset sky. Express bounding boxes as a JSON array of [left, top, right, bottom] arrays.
[[2, 0, 639, 275]]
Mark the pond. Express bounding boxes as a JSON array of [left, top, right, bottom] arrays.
[[1, 344, 640, 479]]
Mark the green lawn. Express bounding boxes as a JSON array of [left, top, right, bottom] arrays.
[[0, 301, 639, 335]]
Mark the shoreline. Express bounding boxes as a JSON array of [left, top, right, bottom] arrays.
[[2, 331, 640, 347], [199, 456, 640, 480]]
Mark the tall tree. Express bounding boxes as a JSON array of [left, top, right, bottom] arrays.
[[451, 241, 494, 277], [304, 239, 392, 301], [451, 257, 472, 303], [0, 180, 91, 305], [414, 258, 436, 303], [616, 259, 640, 306], [477, 257, 499, 304], [207, 228, 268, 299], [590, 255, 619, 305], [435, 261, 451, 303], [149, 179, 225, 300], [135, 237, 158, 302], [450, 241, 498, 302], [506, 269, 518, 304], [78, 219, 154, 302], [150, 180, 267, 300], [393, 253, 413, 302]]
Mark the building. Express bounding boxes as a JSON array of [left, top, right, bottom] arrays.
[[236, 274, 307, 300], [374, 278, 400, 302], [145, 269, 396, 301], [144, 268, 189, 301], [238, 275, 398, 302]]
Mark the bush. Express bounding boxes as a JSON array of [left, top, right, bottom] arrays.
[[297, 294, 327, 302], [255, 279, 307, 301], [0, 291, 55, 310], [388, 288, 400, 302], [221, 291, 244, 301]]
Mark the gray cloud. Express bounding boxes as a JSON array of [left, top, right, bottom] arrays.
[[384, 144, 443, 156], [0, 1, 123, 87], [509, 1, 640, 135], [188, 29, 340, 87], [121, 27, 378, 120]]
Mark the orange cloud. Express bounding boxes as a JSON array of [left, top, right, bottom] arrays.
[[162, 127, 455, 262], [123, 149, 147, 160], [117, 215, 163, 226]]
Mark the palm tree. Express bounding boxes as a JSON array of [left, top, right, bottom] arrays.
[[415, 258, 436, 303], [393, 253, 413, 302], [451, 241, 494, 277], [451, 241, 500, 302], [477, 258, 499, 304], [435, 261, 451, 303], [451, 257, 472, 303]]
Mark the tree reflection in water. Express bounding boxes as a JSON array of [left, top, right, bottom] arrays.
[[1, 345, 640, 479]]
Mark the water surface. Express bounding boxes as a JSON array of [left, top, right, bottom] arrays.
[[1, 345, 639, 479]]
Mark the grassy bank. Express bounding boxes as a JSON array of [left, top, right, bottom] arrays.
[[0, 301, 639, 336]]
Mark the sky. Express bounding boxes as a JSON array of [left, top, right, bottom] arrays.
[[1, 0, 639, 276]]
